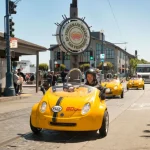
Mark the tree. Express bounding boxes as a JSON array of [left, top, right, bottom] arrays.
[[97, 62, 113, 71], [30, 64, 35, 67], [39, 63, 48, 71], [140, 59, 149, 64], [79, 63, 90, 72], [129, 58, 140, 75], [60, 64, 66, 71]]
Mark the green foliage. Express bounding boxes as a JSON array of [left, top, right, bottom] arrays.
[[79, 63, 90, 72], [60, 64, 66, 69], [30, 64, 35, 67], [97, 62, 113, 70], [39, 63, 48, 71], [129, 58, 149, 75], [79, 63, 90, 68]]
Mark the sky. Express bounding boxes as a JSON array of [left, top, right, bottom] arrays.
[[0, 0, 150, 65]]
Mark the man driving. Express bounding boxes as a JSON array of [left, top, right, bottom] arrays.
[[85, 68, 104, 91]]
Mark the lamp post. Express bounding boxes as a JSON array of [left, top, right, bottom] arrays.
[[101, 30, 104, 75], [54, 61, 57, 72], [4, 0, 15, 96]]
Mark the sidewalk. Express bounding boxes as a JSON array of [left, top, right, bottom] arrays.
[[0, 87, 42, 102]]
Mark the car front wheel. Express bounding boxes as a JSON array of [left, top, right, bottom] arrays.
[[99, 110, 109, 137], [30, 117, 42, 134]]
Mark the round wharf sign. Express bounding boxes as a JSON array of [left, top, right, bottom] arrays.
[[56, 18, 91, 54]]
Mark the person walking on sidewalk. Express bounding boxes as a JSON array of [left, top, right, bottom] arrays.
[[13, 70, 19, 96], [47, 71, 52, 87], [17, 69, 26, 93]]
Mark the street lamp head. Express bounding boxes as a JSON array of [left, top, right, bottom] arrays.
[[100, 30, 104, 33]]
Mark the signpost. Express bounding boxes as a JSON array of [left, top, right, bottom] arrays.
[[100, 54, 105, 62], [10, 37, 18, 48]]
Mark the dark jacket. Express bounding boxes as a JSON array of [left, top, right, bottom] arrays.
[[17, 72, 26, 81]]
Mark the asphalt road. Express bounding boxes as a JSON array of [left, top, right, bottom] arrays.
[[0, 84, 150, 150]]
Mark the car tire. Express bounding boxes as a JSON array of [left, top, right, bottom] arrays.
[[30, 117, 42, 134], [127, 87, 129, 90], [121, 91, 124, 98], [99, 110, 109, 137]]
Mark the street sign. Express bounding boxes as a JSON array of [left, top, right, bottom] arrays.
[[10, 38, 18, 48], [100, 58, 104, 62], [100, 54, 105, 59]]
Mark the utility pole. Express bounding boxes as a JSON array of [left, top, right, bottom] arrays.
[[4, 0, 16, 96], [70, 0, 79, 68], [101, 32, 104, 75]]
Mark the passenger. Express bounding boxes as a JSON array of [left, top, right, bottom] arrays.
[[85, 68, 104, 91]]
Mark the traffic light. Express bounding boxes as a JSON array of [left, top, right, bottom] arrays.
[[9, 1, 17, 15], [57, 52, 61, 60], [9, 18, 15, 37], [90, 51, 93, 60]]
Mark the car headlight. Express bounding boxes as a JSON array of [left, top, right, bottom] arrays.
[[40, 102, 47, 113], [130, 83, 132, 85], [81, 103, 91, 115], [114, 85, 118, 90], [139, 83, 141, 85], [105, 88, 111, 93]]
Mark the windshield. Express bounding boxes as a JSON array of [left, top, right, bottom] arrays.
[[50, 68, 95, 96], [130, 77, 142, 80], [101, 78, 120, 83], [66, 68, 82, 85], [136, 67, 150, 72]]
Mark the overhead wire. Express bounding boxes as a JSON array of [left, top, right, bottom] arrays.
[[106, 0, 123, 42]]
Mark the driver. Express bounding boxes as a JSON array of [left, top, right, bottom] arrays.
[[85, 68, 104, 91]]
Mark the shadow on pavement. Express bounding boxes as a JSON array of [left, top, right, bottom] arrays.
[[18, 130, 104, 143], [143, 130, 150, 133], [140, 129, 150, 138]]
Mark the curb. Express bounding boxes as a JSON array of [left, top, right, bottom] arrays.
[[0, 94, 32, 102]]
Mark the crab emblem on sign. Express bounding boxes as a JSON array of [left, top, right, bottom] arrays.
[[56, 17, 91, 54]]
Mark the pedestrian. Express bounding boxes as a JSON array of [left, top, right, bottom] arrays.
[[82, 72, 85, 82], [47, 71, 52, 87], [17, 69, 26, 93], [13, 70, 19, 96], [52, 72, 57, 86], [61, 70, 66, 83]]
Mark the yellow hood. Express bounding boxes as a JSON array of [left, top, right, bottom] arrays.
[[41, 87, 97, 118]]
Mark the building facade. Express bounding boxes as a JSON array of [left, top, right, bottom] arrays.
[[13, 60, 36, 74], [0, 32, 47, 95], [49, 32, 135, 75]]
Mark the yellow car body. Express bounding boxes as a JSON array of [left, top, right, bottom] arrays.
[[127, 77, 145, 90], [101, 79, 124, 98], [30, 85, 109, 136]]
